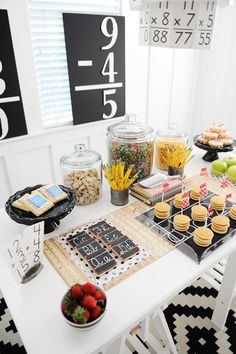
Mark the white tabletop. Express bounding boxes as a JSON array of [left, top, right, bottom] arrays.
[[1, 149, 236, 354]]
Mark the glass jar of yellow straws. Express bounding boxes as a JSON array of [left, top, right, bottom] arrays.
[[155, 124, 188, 171]]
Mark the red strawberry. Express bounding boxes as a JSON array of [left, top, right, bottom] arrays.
[[71, 284, 84, 300], [94, 290, 106, 302], [61, 302, 67, 314], [81, 282, 96, 295], [61, 300, 77, 320], [90, 305, 102, 320], [72, 306, 90, 324], [83, 295, 97, 310]]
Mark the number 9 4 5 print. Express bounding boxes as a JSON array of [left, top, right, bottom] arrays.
[[63, 13, 126, 125]]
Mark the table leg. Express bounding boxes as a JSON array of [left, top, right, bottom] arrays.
[[103, 334, 126, 354], [152, 308, 178, 354], [138, 317, 150, 342], [211, 249, 236, 330]]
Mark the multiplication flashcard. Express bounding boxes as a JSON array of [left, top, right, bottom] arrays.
[[139, 4, 150, 45], [6, 222, 44, 283], [22, 222, 44, 268], [137, 0, 217, 49]]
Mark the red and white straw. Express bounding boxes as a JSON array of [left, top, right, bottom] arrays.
[[200, 167, 208, 177], [162, 182, 169, 202], [221, 178, 231, 189], [181, 192, 190, 214], [223, 193, 232, 214]]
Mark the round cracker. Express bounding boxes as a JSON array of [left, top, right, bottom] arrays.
[[195, 226, 213, 240], [154, 202, 170, 213], [211, 215, 229, 227]]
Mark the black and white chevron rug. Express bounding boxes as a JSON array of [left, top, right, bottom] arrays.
[[0, 278, 236, 354], [164, 278, 236, 354], [0, 293, 26, 354]]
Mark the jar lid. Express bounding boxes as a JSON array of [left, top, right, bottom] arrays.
[[60, 144, 101, 168], [156, 123, 187, 140], [107, 114, 153, 139]]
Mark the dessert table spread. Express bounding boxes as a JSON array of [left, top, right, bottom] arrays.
[[0, 148, 236, 354]]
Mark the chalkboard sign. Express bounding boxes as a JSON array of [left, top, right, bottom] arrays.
[[0, 10, 27, 140], [63, 13, 125, 125]]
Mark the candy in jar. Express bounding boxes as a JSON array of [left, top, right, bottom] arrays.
[[60, 144, 102, 205], [107, 114, 154, 179]]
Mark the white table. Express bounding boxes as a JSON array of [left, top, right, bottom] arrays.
[[1, 149, 236, 354]]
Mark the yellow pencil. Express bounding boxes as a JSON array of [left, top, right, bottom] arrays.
[[103, 162, 140, 190], [123, 168, 132, 185]]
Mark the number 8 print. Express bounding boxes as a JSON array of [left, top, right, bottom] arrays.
[[0, 60, 9, 140]]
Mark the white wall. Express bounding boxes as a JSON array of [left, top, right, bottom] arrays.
[[191, 3, 236, 137], [0, 0, 236, 208], [148, 47, 199, 135], [123, 1, 149, 121]]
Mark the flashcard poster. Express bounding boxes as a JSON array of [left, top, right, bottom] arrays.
[[63, 13, 125, 125], [0, 10, 27, 140]]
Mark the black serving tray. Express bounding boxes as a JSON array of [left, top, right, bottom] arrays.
[[136, 191, 236, 263], [5, 184, 76, 234], [194, 135, 236, 162]]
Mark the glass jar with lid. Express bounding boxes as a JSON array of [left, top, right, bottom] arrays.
[[60, 144, 102, 205], [107, 114, 154, 180], [155, 123, 188, 171]]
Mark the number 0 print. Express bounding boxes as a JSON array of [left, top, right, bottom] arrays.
[[0, 108, 9, 139], [0, 61, 9, 140]]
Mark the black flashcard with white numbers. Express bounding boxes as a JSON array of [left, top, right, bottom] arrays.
[[0, 10, 27, 140], [63, 13, 125, 125]]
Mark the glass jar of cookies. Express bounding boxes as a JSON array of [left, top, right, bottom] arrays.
[[60, 144, 102, 205], [107, 114, 154, 180], [155, 124, 188, 171]]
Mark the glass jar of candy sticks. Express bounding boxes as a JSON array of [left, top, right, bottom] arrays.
[[107, 114, 154, 180]]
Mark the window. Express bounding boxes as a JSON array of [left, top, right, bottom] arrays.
[[27, 0, 121, 127]]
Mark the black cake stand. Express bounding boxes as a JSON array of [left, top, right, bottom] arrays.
[[194, 136, 236, 162], [5, 184, 76, 234]]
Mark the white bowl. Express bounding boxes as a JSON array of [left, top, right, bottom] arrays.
[[61, 284, 107, 329]]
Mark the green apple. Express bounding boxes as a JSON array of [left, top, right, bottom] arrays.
[[223, 156, 236, 168], [227, 165, 236, 182], [211, 159, 227, 176]]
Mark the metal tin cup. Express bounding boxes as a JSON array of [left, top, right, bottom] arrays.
[[168, 166, 184, 177], [110, 188, 129, 206]]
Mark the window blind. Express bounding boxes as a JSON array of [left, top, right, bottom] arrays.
[[27, 0, 121, 127]]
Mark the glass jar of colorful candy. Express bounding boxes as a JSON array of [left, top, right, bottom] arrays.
[[107, 114, 154, 180]]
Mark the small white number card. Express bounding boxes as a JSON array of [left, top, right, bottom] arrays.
[[6, 222, 44, 283], [137, 0, 217, 49]]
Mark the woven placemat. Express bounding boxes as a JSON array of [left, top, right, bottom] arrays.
[[44, 200, 173, 290]]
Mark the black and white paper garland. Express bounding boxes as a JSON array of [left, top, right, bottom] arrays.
[[130, 0, 234, 49]]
